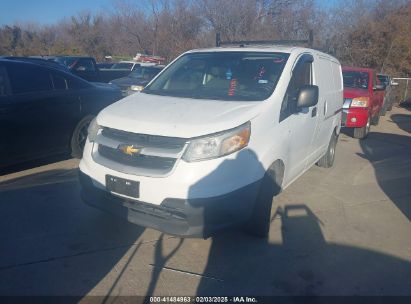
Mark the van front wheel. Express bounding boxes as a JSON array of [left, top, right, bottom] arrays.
[[245, 167, 281, 238]]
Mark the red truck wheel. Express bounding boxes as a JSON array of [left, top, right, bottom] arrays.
[[353, 116, 370, 139]]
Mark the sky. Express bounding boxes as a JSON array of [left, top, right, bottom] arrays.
[[0, 0, 338, 26], [0, 0, 115, 26]]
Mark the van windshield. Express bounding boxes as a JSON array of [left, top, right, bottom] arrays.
[[343, 71, 369, 89], [143, 52, 289, 101]]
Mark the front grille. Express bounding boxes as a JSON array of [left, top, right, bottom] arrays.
[[102, 128, 186, 149], [93, 127, 187, 177], [99, 145, 176, 171]]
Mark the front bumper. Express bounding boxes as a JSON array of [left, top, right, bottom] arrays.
[[341, 108, 369, 128], [79, 170, 261, 238]]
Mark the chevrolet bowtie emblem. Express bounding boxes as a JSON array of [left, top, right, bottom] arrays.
[[118, 144, 141, 156]]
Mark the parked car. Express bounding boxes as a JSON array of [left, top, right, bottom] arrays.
[[0, 58, 122, 169], [377, 73, 395, 115], [341, 67, 385, 139], [40, 56, 133, 83], [110, 61, 142, 71], [109, 65, 164, 96], [97, 62, 114, 69], [2, 56, 70, 72], [79, 46, 343, 238]]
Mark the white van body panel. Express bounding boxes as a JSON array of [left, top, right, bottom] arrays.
[[97, 93, 262, 138], [79, 45, 343, 235]]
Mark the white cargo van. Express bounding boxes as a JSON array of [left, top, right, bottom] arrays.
[[79, 45, 343, 238]]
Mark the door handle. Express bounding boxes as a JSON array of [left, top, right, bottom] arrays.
[[311, 107, 317, 117]]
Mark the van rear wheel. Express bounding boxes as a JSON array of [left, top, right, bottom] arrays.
[[317, 132, 338, 168]]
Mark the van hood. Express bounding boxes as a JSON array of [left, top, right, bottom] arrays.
[[97, 92, 261, 138], [344, 87, 370, 99]]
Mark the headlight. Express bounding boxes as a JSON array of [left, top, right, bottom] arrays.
[[350, 97, 369, 108], [130, 85, 144, 91], [87, 117, 101, 142], [182, 122, 251, 162]]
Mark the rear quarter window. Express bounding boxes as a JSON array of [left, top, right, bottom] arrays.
[[51, 73, 68, 90], [67, 74, 91, 90]]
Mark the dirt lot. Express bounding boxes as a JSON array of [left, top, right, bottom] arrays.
[[0, 105, 410, 297]]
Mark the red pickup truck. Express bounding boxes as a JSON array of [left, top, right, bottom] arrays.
[[341, 67, 386, 139]]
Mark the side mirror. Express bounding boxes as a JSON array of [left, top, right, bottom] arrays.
[[296, 85, 319, 108], [373, 84, 386, 91]]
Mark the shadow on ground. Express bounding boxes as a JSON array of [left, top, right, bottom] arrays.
[[358, 118, 411, 222], [191, 204, 411, 295], [0, 168, 144, 297], [145, 147, 411, 295], [390, 113, 411, 133], [0, 153, 71, 176]]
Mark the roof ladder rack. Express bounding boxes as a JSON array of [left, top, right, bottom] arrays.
[[216, 30, 313, 48]]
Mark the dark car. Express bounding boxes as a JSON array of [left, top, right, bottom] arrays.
[[96, 62, 114, 69], [50, 56, 132, 83], [0, 59, 122, 169], [109, 65, 163, 96], [2, 56, 70, 72], [30, 56, 133, 83]]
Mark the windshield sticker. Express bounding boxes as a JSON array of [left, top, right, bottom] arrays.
[[228, 79, 237, 96]]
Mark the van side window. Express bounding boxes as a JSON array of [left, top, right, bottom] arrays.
[[280, 57, 312, 121]]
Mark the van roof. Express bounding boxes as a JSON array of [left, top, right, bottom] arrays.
[[186, 46, 339, 62]]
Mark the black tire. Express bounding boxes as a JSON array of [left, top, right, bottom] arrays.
[[317, 132, 338, 168], [71, 115, 94, 158], [244, 165, 282, 238], [353, 116, 370, 139]]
